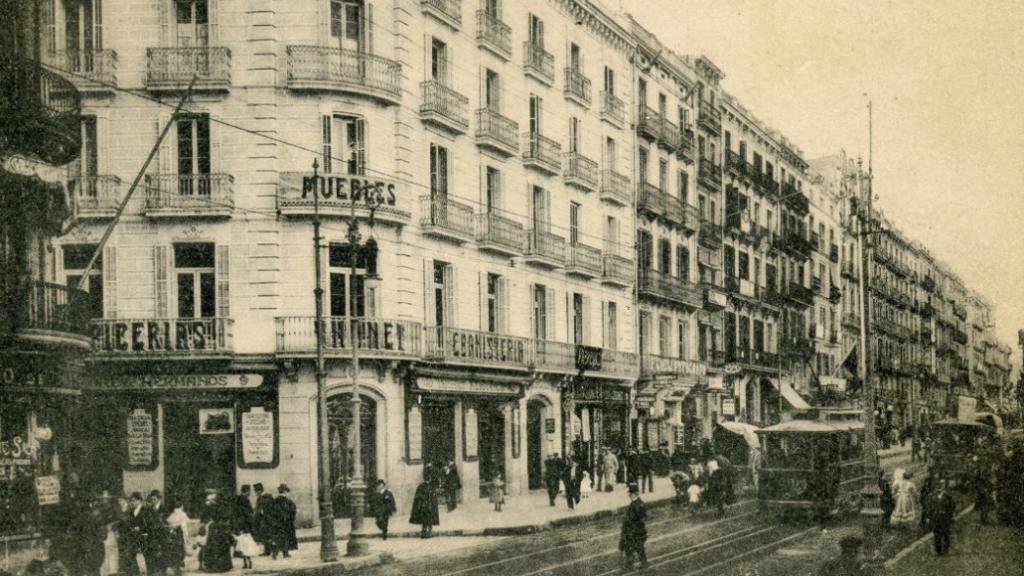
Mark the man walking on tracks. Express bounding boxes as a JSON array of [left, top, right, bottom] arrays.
[[930, 479, 957, 556], [619, 483, 648, 572]]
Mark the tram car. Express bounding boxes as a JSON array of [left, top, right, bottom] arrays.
[[756, 414, 866, 519], [929, 413, 1003, 488]]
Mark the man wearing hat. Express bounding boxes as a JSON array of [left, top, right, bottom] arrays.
[[816, 536, 865, 576], [271, 484, 298, 559], [234, 485, 254, 534], [122, 492, 147, 576], [619, 483, 648, 571], [253, 483, 275, 554]]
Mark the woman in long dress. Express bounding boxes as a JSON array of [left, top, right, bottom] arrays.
[[409, 466, 440, 538], [890, 468, 919, 526]]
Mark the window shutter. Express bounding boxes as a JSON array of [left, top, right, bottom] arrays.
[[545, 287, 556, 341], [216, 244, 230, 318], [498, 277, 509, 334], [156, 112, 174, 176], [366, 2, 374, 53], [98, 116, 110, 174], [103, 246, 117, 319], [583, 295, 592, 345], [158, 0, 170, 46], [528, 282, 536, 337], [600, 301, 607, 348], [321, 115, 333, 174], [479, 271, 488, 331], [354, 118, 366, 174], [154, 245, 169, 318], [208, 0, 219, 45], [210, 115, 222, 176], [566, 291, 573, 343], [444, 264, 457, 326], [423, 257, 435, 325]]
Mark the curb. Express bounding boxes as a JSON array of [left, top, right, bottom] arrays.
[[882, 504, 975, 574], [245, 552, 393, 576]]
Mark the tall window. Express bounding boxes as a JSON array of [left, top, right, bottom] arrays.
[[175, 0, 208, 47], [658, 316, 671, 356], [569, 202, 581, 245], [64, 0, 102, 72], [676, 245, 689, 280], [738, 251, 749, 280], [330, 0, 364, 53], [483, 0, 500, 17], [569, 42, 581, 71], [485, 69, 501, 111], [174, 243, 215, 318], [604, 66, 615, 95], [604, 216, 619, 256], [429, 143, 448, 198], [638, 78, 647, 108], [638, 147, 649, 184], [658, 239, 672, 274], [532, 284, 547, 339], [658, 158, 668, 192], [430, 38, 449, 83], [606, 302, 618, 350], [329, 243, 373, 317], [677, 320, 688, 359], [433, 261, 447, 326], [486, 273, 499, 333], [739, 315, 751, 352], [76, 115, 98, 197], [604, 137, 616, 171], [569, 116, 580, 153], [658, 93, 667, 117], [322, 114, 366, 175], [754, 320, 765, 352], [572, 293, 584, 344], [528, 13, 544, 47], [63, 244, 103, 319], [678, 171, 689, 203], [532, 185, 549, 230], [485, 167, 500, 213], [176, 113, 210, 194], [528, 94, 542, 134]]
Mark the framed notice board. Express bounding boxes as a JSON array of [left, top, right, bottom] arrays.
[[235, 399, 279, 469], [123, 404, 159, 472]]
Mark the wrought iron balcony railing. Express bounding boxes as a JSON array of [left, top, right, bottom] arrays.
[[525, 229, 566, 267], [602, 254, 634, 287], [419, 80, 469, 133], [599, 91, 626, 126], [566, 242, 602, 278], [699, 158, 721, 190], [522, 132, 561, 174], [637, 182, 665, 217], [638, 269, 704, 309], [420, 195, 474, 242], [563, 67, 592, 106], [476, 10, 511, 59], [70, 175, 122, 218], [787, 282, 814, 307], [425, 326, 532, 370], [523, 42, 554, 85], [699, 220, 723, 248], [637, 106, 661, 141], [422, 0, 462, 28], [659, 118, 680, 152], [677, 128, 696, 163], [286, 46, 402, 104], [475, 108, 518, 156], [476, 212, 525, 256], [698, 100, 721, 134], [146, 47, 231, 90], [2, 279, 92, 345], [276, 316, 422, 358], [91, 317, 233, 355], [47, 49, 117, 88], [1, 56, 81, 164], [144, 173, 234, 217], [563, 151, 598, 192], [599, 169, 631, 206]]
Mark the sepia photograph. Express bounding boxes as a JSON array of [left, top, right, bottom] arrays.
[[0, 0, 1022, 574]]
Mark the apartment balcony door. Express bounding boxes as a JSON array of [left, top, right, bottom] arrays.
[[64, 0, 101, 73], [330, 0, 364, 53], [174, 243, 215, 320], [177, 114, 210, 196]]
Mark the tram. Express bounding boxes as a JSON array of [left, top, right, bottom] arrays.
[[756, 413, 867, 518], [929, 413, 1003, 487]]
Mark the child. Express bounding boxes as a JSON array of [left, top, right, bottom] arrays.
[[687, 481, 703, 515], [490, 474, 505, 512], [580, 471, 593, 499], [234, 531, 261, 569]]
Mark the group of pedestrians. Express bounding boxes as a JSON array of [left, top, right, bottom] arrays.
[[669, 456, 734, 517]]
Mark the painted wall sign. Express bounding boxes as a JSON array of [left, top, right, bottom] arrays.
[[35, 475, 61, 506], [126, 408, 155, 468], [416, 378, 520, 397], [92, 319, 224, 353], [91, 374, 262, 390], [0, 436, 35, 460], [441, 330, 528, 366], [301, 174, 398, 206], [722, 398, 736, 416], [406, 405, 422, 462], [240, 407, 275, 464]]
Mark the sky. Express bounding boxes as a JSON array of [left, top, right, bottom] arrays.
[[623, 0, 1024, 373]]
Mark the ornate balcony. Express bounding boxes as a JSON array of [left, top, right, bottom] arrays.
[[782, 181, 809, 214], [599, 169, 631, 206], [524, 229, 566, 268], [425, 326, 532, 371], [640, 354, 707, 379], [523, 42, 554, 86], [69, 175, 122, 219], [1, 56, 81, 165], [921, 275, 937, 293], [144, 174, 234, 218], [777, 230, 813, 260], [522, 132, 561, 175], [146, 47, 230, 92], [286, 46, 402, 105], [599, 91, 626, 127], [563, 151, 598, 192], [91, 317, 233, 357], [47, 49, 117, 91], [698, 158, 721, 190], [3, 279, 92, 350], [677, 128, 696, 164], [277, 171, 410, 226], [842, 312, 861, 330], [476, 213, 525, 256], [476, 10, 511, 60], [698, 100, 721, 134], [638, 269, 703, 309], [780, 336, 813, 359], [276, 317, 422, 359], [637, 183, 665, 218], [699, 220, 722, 248], [563, 68, 592, 107], [475, 108, 518, 157], [665, 197, 700, 233], [637, 106, 661, 142], [659, 118, 681, 152], [787, 282, 814, 307], [420, 195, 474, 243], [566, 242, 602, 279], [419, 80, 469, 133], [602, 254, 634, 288], [726, 150, 748, 178], [422, 0, 462, 29]]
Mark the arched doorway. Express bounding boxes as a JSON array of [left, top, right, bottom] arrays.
[[327, 393, 377, 518], [526, 398, 549, 490]]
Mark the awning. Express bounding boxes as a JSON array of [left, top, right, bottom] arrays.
[[717, 421, 761, 448], [771, 379, 811, 410]]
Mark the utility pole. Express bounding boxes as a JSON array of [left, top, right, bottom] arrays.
[[312, 158, 339, 562]]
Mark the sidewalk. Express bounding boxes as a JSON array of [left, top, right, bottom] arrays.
[[299, 480, 678, 540]]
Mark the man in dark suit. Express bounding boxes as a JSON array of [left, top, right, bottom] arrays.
[[639, 450, 654, 494], [271, 484, 298, 559], [234, 485, 254, 534], [930, 479, 957, 556], [144, 490, 170, 576], [561, 454, 577, 509], [544, 453, 562, 506], [122, 492, 147, 576], [370, 479, 397, 540], [619, 483, 648, 571], [253, 483, 275, 554]]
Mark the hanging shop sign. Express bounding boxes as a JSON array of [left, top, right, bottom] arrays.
[[35, 475, 61, 506], [575, 345, 603, 372], [723, 363, 743, 375], [240, 406, 276, 466], [125, 407, 157, 470], [721, 397, 736, 417], [0, 436, 35, 461], [416, 378, 521, 397], [90, 373, 263, 391]]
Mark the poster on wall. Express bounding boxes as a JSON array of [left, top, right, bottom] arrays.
[[463, 408, 478, 461], [722, 397, 736, 417], [199, 408, 235, 435], [35, 475, 60, 506], [126, 407, 156, 469], [511, 407, 521, 459], [407, 405, 422, 462], [240, 406, 275, 465]]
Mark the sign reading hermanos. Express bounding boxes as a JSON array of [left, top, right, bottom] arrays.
[[91, 374, 263, 391]]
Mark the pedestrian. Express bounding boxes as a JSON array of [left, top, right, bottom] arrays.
[[706, 461, 726, 517], [96, 491, 121, 576], [816, 536, 866, 576], [602, 448, 619, 493], [199, 506, 234, 572], [715, 454, 734, 503], [890, 469, 919, 527], [370, 479, 397, 540], [911, 434, 921, 462], [878, 471, 895, 529], [972, 463, 993, 525], [410, 466, 440, 538], [748, 447, 763, 494], [580, 470, 593, 499], [78, 498, 109, 576], [639, 450, 654, 494], [930, 479, 957, 556], [164, 500, 190, 576], [271, 484, 297, 559], [234, 530, 260, 570], [687, 480, 702, 516], [618, 484, 648, 571], [670, 471, 690, 509], [688, 458, 706, 487], [561, 454, 578, 509], [625, 450, 639, 487], [233, 485, 254, 535], [919, 470, 937, 534], [143, 490, 169, 576], [253, 483, 275, 554], [545, 454, 563, 506], [490, 473, 505, 512], [443, 461, 462, 512], [122, 492, 146, 576]]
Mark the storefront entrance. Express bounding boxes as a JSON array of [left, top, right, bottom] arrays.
[[421, 402, 455, 470], [526, 399, 546, 490], [327, 393, 377, 518], [163, 402, 237, 515], [476, 403, 506, 498]]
